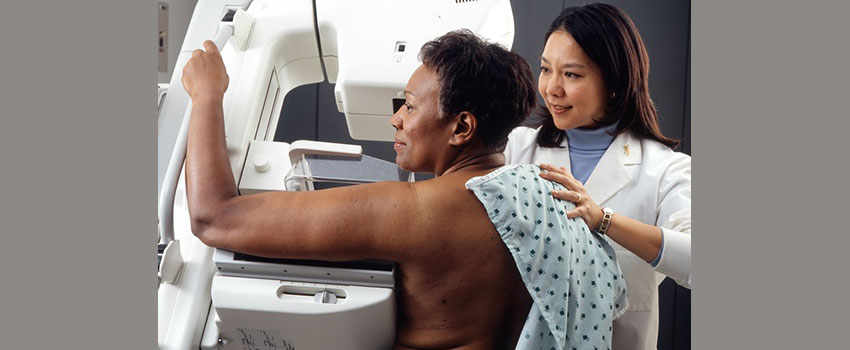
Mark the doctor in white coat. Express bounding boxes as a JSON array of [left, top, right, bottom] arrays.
[[504, 4, 690, 349]]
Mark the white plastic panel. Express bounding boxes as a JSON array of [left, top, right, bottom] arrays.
[[253, 70, 280, 141], [315, 0, 515, 141], [238, 140, 291, 195], [345, 113, 398, 142], [212, 275, 395, 350], [219, 0, 323, 189]]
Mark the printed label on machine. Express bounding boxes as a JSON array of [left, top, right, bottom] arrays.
[[236, 328, 295, 350]]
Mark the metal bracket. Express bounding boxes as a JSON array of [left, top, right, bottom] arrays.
[[233, 9, 256, 51], [157, 84, 169, 110], [288, 140, 363, 165], [158, 240, 184, 284]]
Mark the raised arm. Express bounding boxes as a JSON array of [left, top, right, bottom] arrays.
[[182, 41, 424, 263], [188, 180, 425, 262]]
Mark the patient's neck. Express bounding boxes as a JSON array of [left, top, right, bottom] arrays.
[[437, 150, 505, 177]]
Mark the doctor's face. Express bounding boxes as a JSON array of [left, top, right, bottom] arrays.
[[390, 65, 455, 173], [539, 30, 609, 130]]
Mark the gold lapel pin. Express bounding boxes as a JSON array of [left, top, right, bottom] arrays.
[[624, 144, 630, 157]]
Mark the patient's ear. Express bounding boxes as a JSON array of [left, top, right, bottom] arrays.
[[449, 111, 477, 146]]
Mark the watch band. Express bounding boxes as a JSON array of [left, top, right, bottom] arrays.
[[598, 207, 614, 235]]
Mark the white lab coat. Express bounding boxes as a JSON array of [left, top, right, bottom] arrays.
[[504, 126, 691, 350]]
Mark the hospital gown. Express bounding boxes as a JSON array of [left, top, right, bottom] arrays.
[[465, 165, 628, 350]]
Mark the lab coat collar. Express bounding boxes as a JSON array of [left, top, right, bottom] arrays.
[[540, 135, 572, 174], [584, 132, 642, 205]]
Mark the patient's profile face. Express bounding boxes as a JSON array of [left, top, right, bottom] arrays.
[[390, 66, 455, 173]]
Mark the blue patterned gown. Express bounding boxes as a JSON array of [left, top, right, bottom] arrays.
[[465, 165, 628, 350]]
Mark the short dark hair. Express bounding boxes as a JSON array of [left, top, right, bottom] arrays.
[[536, 3, 680, 149], [419, 29, 537, 152]]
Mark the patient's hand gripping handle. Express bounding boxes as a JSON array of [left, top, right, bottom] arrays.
[[158, 24, 233, 244]]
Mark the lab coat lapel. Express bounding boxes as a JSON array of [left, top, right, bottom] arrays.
[[538, 136, 571, 174], [584, 132, 641, 205]]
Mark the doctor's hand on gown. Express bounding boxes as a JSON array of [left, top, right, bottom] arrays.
[[538, 163, 670, 267], [182, 40, 229, 101], [539, 164, 604, 229]]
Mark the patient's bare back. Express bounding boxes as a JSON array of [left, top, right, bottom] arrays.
[[390, 170, 532, 350]]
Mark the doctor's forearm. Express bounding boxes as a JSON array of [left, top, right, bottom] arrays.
[[605, 213, 663, 263], [185, 94, 239, 230]]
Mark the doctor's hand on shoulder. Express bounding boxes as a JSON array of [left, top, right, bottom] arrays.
[[538, 163, 665, 264], [538, 164, 603, 230], [182, 40, 229, 101]]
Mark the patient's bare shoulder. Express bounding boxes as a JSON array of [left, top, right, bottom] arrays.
[[401, 171, 503, 259]]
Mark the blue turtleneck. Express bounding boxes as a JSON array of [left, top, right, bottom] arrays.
[[565, 122, 619, 184]]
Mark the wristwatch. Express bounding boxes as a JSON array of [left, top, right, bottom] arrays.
[[598, 207, 614, 235]]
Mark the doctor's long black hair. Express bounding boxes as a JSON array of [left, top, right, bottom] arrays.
[[535, 3, 680, 149]]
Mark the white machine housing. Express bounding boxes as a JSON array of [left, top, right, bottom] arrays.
[[157, 1, 515, 349]]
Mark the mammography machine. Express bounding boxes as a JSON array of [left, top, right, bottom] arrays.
[[157, 1, 515, 349]]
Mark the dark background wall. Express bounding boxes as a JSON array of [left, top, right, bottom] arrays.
[[273, 1, 691, 349]]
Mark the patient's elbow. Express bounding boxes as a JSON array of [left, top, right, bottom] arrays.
[[189, 209, 223, 247]]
